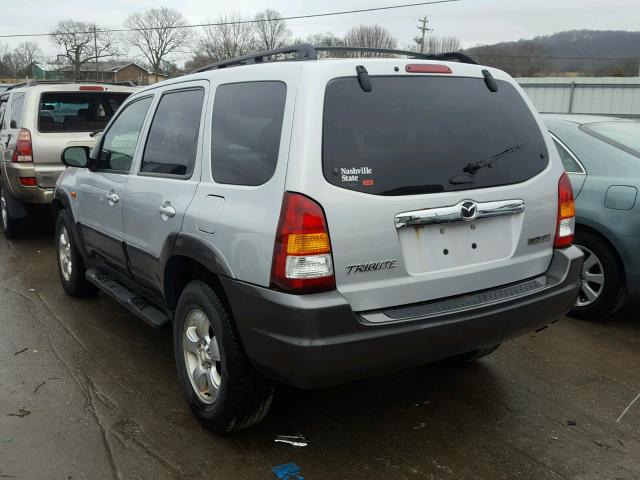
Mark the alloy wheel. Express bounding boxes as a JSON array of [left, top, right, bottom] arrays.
[[58, 227, 73, 282], [575, 245, 605, 307], [183, 309, 222, 404], [0, 187, 7, 230]]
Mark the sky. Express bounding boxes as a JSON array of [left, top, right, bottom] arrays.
[[1, 0, 639, 59]]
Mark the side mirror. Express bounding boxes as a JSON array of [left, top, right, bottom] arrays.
[[61, 146, 90, 168]]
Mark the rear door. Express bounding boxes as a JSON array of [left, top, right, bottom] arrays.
[[123, 83, 206, 294], [75, 95, 154, 271], [288, 63, 563, 312], [31, 88, 131, 188]]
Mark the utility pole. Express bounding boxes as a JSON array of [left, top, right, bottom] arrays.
[[93, 25, 99, 82], [417, 15, 433, 54]]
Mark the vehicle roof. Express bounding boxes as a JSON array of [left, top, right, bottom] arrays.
[[541, 113, 637, 125], [134, 57, 509, 95]]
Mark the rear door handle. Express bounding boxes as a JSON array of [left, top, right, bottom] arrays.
[[106, 192, 119, 205], [159, 204, 176, 219]]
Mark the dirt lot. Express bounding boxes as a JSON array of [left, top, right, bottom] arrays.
[[1, 233, 639, 480]]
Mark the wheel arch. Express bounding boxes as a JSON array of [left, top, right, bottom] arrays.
[[163, 252, 231, 316]]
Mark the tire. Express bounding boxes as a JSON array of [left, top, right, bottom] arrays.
[[173, 280, 274, 433], [55, 210, 97, 297], [0, 182, 22, 239], [454, 344, 501, 363], [569, 230, 625, 321]]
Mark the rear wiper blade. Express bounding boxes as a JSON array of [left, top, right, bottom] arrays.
[[463, 141, 528, 175], [89, 129, 103, 137], [378, 184, 444, 196]]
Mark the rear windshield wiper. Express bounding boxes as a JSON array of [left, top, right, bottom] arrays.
[[379, 184, 444, 196], [463, 141, 528, 175], [89, 129, 103, 137]]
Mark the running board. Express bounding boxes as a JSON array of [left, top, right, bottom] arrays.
[[85, 268, 169, 328]]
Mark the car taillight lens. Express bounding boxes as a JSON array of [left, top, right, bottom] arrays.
[[18, 177, 37, 186], [554, 172, 575, 248], [12, 128, 33, 163], [270, 192, 335, 294]]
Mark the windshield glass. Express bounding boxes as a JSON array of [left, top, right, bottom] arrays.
[[39, 92, 130, 133], [582, 121, 640, 158], [323, 76, 548, 195]]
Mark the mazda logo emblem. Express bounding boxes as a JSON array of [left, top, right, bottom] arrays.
[[460, 201, 478, 221]]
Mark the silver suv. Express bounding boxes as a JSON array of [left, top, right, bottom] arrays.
[[53, 46, 583, 433], [0, 80, 136, 237]]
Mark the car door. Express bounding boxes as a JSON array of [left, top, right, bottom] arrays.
[[75, 95, 154, 272], [123, 84, 207, 294]]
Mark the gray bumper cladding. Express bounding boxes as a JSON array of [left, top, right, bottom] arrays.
[[222, 246, 583, 389]]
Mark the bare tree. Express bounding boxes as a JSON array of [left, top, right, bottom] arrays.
[[0, 42, 12, 77], [253, 9, 290, 51], [344, 25, 397, 56], [199, 14, 256, 62], [51, 20, 119, 78], [415, 35, 461, 54], [12, 42, 42, 76], [126, 8, 191, 81]]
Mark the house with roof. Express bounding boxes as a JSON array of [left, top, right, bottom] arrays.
[[33, 61, 167, 85]]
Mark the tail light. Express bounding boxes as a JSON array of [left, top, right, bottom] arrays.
[[554, 172, 575, 248], [18, 177, 37, 186], [12, 128, 33, 163], [270, 192, 335, 294]]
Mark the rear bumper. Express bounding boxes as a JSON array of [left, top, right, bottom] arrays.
[[222, 246, 583, 388], [2, 162, 56, 204]]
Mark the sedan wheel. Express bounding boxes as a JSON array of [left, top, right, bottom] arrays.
[[575, 245, 604, 307]]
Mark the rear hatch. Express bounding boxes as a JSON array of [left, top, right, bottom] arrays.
[[288, 61, 561, 312], [31, 87, 132, 187]]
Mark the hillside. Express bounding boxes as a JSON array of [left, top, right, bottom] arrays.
[[464, 30, 640, 77]]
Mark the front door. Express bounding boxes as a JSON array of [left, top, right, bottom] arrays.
[[123, 86, 206, 293], [76, 95, 154, 271]]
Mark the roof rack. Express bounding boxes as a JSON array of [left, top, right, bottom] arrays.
[[193, 45, 318, 73], [5, 79, 137, 91], [192, 44, 478, 73], [314, 46, 478, 65]]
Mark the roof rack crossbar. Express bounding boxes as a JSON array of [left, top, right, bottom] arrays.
[[193, 44, 318, 73]]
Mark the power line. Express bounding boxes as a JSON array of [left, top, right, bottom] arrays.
[[0, 0, 461, 39]]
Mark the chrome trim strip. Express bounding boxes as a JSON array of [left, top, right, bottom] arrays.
[[395, 199, 525, 229]]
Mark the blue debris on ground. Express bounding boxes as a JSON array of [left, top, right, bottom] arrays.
[[272, 462, 304, 479]]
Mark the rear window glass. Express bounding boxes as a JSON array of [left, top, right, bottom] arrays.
[[39, 92, 130, 133], [582, 121, 640, 158], [323, 76, 548, 196], [211, 81, 286, 186]]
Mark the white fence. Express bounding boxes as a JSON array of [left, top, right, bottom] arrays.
[[517, 77, 640, 117]]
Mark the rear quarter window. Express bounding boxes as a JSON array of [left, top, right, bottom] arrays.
[[38, 92, 130, 133], [9, 93, 25, 129], [211, 81, 286, 186], [323, 76, 549, 195]]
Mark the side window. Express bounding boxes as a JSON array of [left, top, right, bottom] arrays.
[[553, 138, 583, 174], [9, 93, 25, 129], [211, 81, 286, 186], [97, 96, 153, 173], [0, 98, 7, 130], [140, 88, 205, 177]]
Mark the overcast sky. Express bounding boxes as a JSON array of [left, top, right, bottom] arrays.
[[2, 0, 639, 58]]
